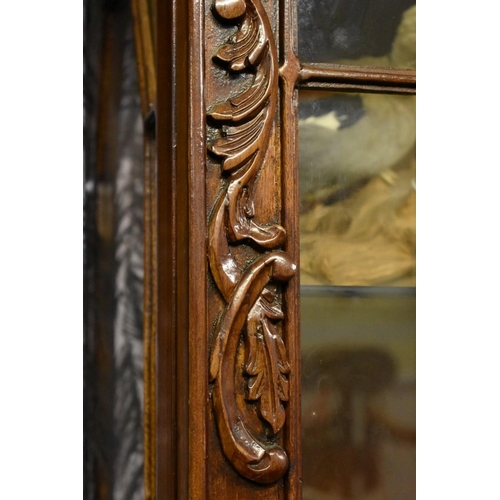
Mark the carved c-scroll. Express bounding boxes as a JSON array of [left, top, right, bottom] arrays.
[[207, 0, 296, 485]]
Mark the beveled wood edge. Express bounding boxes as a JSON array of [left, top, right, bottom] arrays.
[[155, 0, 208, 499], [143, 110, 157, 500], [143, 128, 157, 500], [155, 1, 177, 499], [278, 1, 302, 499], [187, 0, 208, 497]]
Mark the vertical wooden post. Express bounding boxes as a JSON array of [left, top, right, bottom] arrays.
[[152, 0, 301, 498]]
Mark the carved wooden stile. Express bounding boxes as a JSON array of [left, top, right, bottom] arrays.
[[207, 0, 296, 485]]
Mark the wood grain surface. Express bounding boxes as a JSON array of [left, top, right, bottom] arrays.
[[149, 0, 416, 498]]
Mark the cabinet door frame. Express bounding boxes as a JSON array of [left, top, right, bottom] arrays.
[[146, 1, 416, 499]]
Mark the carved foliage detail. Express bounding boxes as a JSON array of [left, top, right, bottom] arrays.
[[246, 289, 291, 435], [207, 0, 296, 485]]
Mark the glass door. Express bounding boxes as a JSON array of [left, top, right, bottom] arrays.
[[297, 2, 416, 499]]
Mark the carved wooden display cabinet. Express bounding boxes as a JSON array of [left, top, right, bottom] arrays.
[[138, 1, 416, 499]]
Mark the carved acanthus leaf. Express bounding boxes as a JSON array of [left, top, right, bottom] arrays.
[[209, 111, 267, 170], [208, 63, 272, 124], [246, 290, 290, 434], [207, 0, 296, 485], [213, 11, 266, 70]]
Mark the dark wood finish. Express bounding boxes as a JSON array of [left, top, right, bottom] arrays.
[[155, 1, 177, 499], [156, 1, 208, 499], [299, 63, 416, 86], [298, 63, 415, 94], [278, 0, 302, 498], [207, 0, 296, 485], [205, 0, 291, 498], [149, 0, 417, 498]]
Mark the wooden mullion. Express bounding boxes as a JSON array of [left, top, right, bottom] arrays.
[[298, 61, 415, 94]]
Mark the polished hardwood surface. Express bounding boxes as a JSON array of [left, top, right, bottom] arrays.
[[147, 1, 416, 498]]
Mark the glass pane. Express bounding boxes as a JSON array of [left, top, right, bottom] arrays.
[[297, 0, 416, 69], [301, 287, 416, 500], [299, 90, 416, 499], [299, 91, 416, 287]]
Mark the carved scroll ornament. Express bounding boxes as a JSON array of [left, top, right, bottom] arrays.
[[207, 0, 296, 485]]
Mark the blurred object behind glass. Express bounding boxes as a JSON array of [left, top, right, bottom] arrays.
[[299, 4, 416, 498], [84, 0, 145, 498], [298, 0, 416, 69], [301, 289, 416, 500], [299, 92, 416, 287]]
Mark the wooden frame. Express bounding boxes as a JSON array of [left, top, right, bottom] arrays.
[[142, 1, 416, 499]]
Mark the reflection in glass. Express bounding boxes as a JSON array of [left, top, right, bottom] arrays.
[[301, 288, 416, 500], [299, 87, 416, 498], [299, 91, 416, 287], [297, 0, 416, 68]]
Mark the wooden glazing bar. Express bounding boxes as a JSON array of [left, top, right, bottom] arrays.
[[299, 62, 416, 89]]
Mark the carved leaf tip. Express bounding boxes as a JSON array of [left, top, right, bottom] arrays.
[[239, 223, 287, 249], [245, 296, 290, 435], [247, 447, 289, 484], [214, 18, 259, 70]]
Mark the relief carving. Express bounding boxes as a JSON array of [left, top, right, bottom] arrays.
[[207, 0, 296, 485]]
